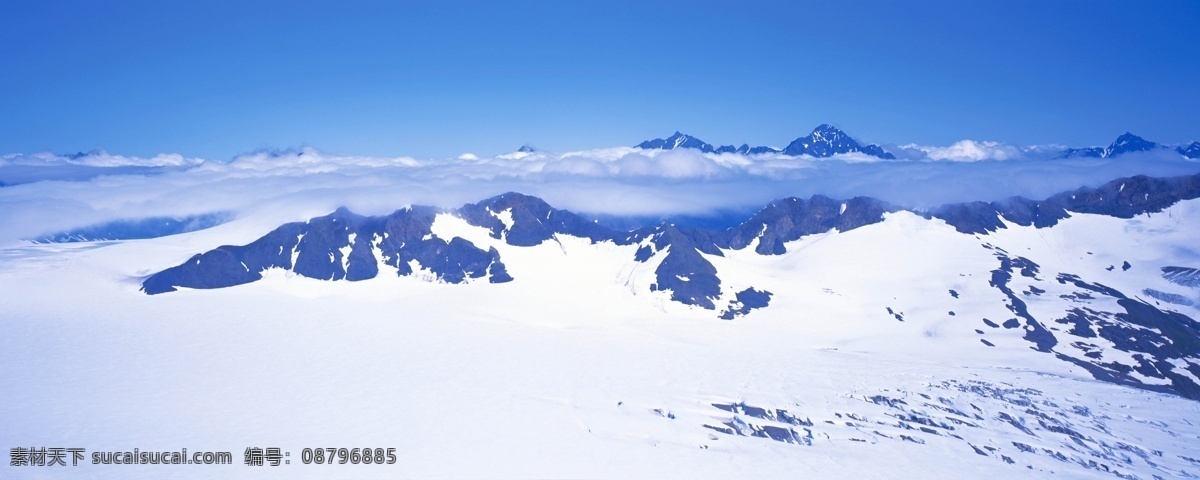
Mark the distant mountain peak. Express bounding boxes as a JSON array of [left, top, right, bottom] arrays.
[[636, 125, 890, 158], [714, 144, 780, 155], [1060, 132, 1162, 159], [517, 144, 537, 153], [1105, 132, 1158, 157], [636, 132, 717, 153], [1178, 141, 1200, 159], [65, 148, 106, 160], [784, 124, 894, 159]]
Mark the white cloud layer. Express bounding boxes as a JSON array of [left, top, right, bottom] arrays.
[[900, 140, 1026, 162], [0, 141, 1197, 245], [1, 148, 202, 168]]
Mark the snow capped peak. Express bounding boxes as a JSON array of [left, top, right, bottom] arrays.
[[634, 125, 886, 158], [1105, 132, 1158, 157], [635, 132, 717, 153], [811, 123, 847, 139], [1061, 132, 1162, 159], [517, 144, 537, 153], [784, 124, 894, 159]]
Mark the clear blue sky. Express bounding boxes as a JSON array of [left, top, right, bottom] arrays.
[[2, 0, 1198, 159]]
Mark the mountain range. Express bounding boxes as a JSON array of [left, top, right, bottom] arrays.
[[141, 170, 1200, 406], [1057, 132, 1200, 159], [634, 127, 1200, 161], [635, 124, 896, 159]]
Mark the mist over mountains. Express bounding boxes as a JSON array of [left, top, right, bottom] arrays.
[[2, 126, 1198, 247]]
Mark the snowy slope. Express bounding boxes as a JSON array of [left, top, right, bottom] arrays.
[[135, 173, 1200, 400], [3, 182, 1200, 478]]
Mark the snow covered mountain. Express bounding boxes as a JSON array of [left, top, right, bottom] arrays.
[[636, 132, 719, 153], [634, 124, 893, 159], [1105, 133, 1162, 157], [714, 143, 780, 155], [6, 168, 1200, 478], [141, 171, 1200, 410], [782, 124, 896, 159], [1059, 132, 1171, 159], [1178, 141, 1200, 159]]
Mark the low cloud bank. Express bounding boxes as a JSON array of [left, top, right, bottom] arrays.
[[1, 141, 1197, 245]]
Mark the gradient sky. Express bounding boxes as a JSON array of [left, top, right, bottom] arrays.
[[2, 0, 1198, 160]]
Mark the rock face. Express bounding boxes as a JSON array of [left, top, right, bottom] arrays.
[[720, 288, 773, 320], [719, 195, 896, 255], [1162, 266, 1200, 287]]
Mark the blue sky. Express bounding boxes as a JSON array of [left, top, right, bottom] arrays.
[[2, 0, 1198, 160]]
